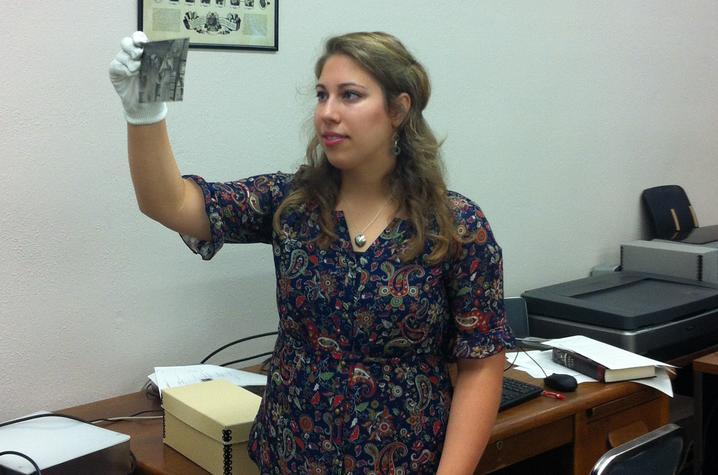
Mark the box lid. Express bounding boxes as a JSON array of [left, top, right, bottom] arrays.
[[162, 380, 261, 444], [623, 239, 718, 255]]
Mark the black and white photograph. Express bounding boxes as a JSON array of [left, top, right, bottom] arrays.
[[139, 0, 278, 50], [138, 38, 189, 103]]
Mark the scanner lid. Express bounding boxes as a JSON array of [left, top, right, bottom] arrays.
[[522, 271, 718, 330]]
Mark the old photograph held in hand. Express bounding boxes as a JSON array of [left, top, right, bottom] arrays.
[[139, 38, 189, 103]]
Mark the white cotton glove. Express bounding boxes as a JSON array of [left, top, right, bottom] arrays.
[[109, 31, 168, 125]]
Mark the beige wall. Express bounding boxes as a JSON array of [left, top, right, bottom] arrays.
[[2, 1, 718, 419]]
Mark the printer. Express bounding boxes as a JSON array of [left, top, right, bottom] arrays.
[[523, 271, 718, 360]]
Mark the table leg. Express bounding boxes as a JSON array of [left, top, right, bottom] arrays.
[[694, 370, 704, 475]]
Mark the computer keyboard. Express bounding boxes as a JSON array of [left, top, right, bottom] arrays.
[[500, 377, 543, 411]]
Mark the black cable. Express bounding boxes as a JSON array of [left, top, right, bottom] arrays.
[[200, 331, 277, 364], [0, 410, 161, 429], [91, 408, 165, 425], [675, 439, 693, 475], [0, 413, 90, 430], [219, 350, 274, 368], [703, 399, 718, 471], [504, 348, 519, 372], [0, 451, 42, 475], [143, 332, 277, 399], [131, 409, 164, 417], [516, 342, 550, 378], [260, 356, 272, 372], [142, 379, 160, 400], [504, 342, 551, 377]]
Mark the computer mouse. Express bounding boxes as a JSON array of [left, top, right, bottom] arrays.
[[543, 373, 578, 392]]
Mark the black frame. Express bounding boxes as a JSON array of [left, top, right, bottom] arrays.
[[138, 0, 278, 51]]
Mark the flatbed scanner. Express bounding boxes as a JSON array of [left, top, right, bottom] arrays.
[[523, 271, 718, 360]]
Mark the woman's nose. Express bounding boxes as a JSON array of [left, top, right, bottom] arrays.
[[318, 97, 340, 122]]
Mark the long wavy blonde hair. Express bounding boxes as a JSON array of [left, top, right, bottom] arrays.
[[273, 32, 462, 264]]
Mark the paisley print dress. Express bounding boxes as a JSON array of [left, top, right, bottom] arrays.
[[182, 172, 515, 474]]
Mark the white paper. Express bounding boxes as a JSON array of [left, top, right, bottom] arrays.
[[149, 364, 267, 395], [632, 367, 674, 396], [543, 335, 675, 370]]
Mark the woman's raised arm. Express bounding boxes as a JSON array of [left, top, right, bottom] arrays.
[[109, 32, 209, 241]]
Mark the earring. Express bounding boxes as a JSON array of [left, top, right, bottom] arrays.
[[392, 133, 401, 157]]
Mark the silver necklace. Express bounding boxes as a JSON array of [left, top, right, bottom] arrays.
[[353, 200, 392, 247]]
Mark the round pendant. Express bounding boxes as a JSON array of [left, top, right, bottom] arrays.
[[354, 234, 367, 247]]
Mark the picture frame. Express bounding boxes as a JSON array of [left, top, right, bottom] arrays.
[[138, 0, 278, 51]]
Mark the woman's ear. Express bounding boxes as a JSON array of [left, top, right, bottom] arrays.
[[391, 93, 412, 127]]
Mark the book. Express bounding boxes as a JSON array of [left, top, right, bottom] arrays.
[[551, 347, 656, 382]]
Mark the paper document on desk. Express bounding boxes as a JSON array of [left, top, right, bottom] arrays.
[[508, 350, 674, 397], [544, 335, 675, 370], [149, 364, 267, 396]]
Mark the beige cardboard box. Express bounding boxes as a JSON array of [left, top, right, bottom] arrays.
[[162, 380, 262, 475]]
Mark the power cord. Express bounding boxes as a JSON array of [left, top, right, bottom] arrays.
[[141, 332, 278, 399], [91, 414, 164, 424], [0, 412, 163, 429], [504, 341, 550, 378], [142, 379, 160, 399], [0, 413, 89, 429], [0, 450, 42, 475], [516, 342, 550, 378], [703, 400, 718, 472], [504, 348, 519, 372], [217, 351, 274, 368], [675, 439, 693, 475], [200, 331, 278, 365]]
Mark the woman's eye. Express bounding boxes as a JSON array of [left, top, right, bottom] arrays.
[[316, 90, 327, 101], [343, 90, 361, 101]]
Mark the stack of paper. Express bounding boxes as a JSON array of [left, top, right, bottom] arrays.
[[148, 364, 268, 396]]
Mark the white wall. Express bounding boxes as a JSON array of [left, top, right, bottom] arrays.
[[2, 1, 718, 420]]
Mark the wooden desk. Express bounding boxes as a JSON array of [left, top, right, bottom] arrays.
[[58, 370, 668, 475], [479, 371, 668, 474], [693, 351, 718, 475]]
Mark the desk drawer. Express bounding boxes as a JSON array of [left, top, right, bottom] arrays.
[[574, 391, 668, 475], [476, 416, 573, 474]]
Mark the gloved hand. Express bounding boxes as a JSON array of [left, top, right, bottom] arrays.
[[109, 31, 168, 125]]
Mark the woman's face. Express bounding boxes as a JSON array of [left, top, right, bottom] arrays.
[[314, 54, 399, 177]]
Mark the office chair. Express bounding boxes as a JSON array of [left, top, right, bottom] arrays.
[[642, 185, 700, 240], [589, 423, 684, 475]]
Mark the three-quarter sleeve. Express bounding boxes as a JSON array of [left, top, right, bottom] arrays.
[[445, 194, 516, 359], [181, 172, 292, 260]]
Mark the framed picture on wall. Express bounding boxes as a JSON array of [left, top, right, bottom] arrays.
[[138, 0, 278, 51]]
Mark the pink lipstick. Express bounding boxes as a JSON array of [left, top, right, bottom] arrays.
[[321, 133, 347, 147]]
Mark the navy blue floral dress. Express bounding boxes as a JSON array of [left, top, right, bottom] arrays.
[[182, 173, 515, 474]]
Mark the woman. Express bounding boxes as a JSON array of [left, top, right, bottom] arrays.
[[110, 31, 514, 474]]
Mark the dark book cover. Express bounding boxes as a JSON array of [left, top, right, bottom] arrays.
[[552, 347, 607, 381], [551, 347, 656, 382]]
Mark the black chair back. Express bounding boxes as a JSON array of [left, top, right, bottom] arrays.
[[590, 423, 684, 475], [641, 185, 699, 240]]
